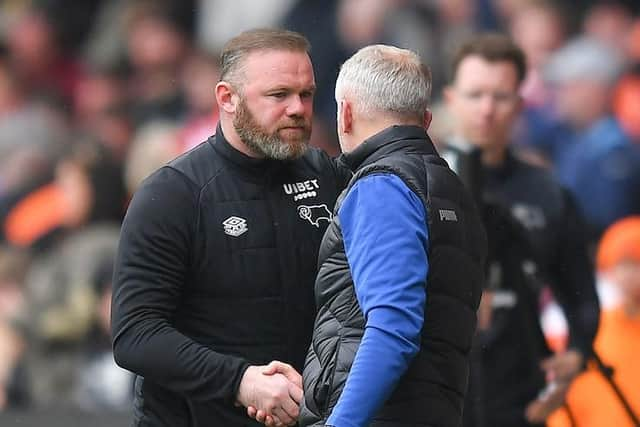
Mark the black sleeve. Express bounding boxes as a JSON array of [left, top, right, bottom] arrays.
[[549, 190, 600, 357], [111, 166, 249, 402]]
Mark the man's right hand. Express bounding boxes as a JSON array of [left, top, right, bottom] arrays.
[[236, 363, 302, 426]]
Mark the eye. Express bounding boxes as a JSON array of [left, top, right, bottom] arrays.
[[270, 92, 287, 99], [494, 92, 518, 103], [463, 90, 483, 100], [300, 90, 314, 99]]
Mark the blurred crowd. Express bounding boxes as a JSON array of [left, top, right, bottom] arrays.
[[0, 0, 638, 420]]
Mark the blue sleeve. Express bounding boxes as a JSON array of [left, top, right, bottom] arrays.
[[327, 173, 429, 427]]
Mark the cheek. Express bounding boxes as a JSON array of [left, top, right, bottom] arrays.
[[496, 106, 519, 126], [246, 99, 281, 127], [450, 101, 475, 126]]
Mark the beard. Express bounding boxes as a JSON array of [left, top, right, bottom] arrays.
[[233, 97, 311, 160]]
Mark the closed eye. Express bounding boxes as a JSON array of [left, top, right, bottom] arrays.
[[300, 90, 314, 99]]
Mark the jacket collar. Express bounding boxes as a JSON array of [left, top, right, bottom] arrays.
[[340, 125, 437, 172], [484, 147, 518, 182]]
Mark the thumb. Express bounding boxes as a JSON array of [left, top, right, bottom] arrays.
[[263, 360, 294, 375], [271, 361, 302, 386], [262, 361, 281, 376]]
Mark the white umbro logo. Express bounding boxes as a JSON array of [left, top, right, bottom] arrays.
[[222, 216, 248, 237]]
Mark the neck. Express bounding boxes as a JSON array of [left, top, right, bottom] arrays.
[[481, 144, 507, 167], [451, 133, 508, 167], [357, 117, 421, 145], [219, 118, 262, 158]]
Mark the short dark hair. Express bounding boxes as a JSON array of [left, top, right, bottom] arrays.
[[220, 29, 311, 84], [450, 33, 527, 85]]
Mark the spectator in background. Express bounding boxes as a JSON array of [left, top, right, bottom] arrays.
[[4, 4, 85, 106], [510, 0, 567, 108], [613, 68, 640, 141], [440, 33, 599, 426], [73, 255, 133, 412], [177, 49, 220, 153], [20, 225, 123, 410], [123, 120, 181, 196], [582, 0, 636, 51], [542, 36, 640, 242], [1, 137, 127, 251], [197, 0, 296, 54], [548, 216, 640, 427], [509, 0, 568, 162], [612, 20, 640, 140], [123, 0, 191, 127], [0, 42, 67, 198]]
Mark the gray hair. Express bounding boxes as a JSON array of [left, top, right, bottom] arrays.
[[335, 45, 431, 120]]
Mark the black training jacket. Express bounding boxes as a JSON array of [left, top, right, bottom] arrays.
[[111, 126, 349, 426]]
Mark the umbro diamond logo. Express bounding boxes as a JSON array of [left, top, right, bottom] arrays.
[[222, 216, 248, 237]]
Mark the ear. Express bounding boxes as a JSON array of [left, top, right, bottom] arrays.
[[423, 110, 433, 130], [215, 81, 239, 114], [338, 100, 353, 135]]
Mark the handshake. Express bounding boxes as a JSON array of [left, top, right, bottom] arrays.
[[236, 361, 303, 427]]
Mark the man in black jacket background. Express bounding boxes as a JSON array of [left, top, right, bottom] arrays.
[[440, 33, 600, 426], [110, 29, 349, 427]]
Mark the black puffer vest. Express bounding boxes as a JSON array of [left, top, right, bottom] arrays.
[[300, 126, 487, 427]]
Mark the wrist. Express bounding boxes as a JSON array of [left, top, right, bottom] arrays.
[[234, 363, 254, 405]]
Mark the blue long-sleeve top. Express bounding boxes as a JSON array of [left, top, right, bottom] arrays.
[[326, 173, 429, 427]]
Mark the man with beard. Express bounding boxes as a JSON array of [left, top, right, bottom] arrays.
[[111, 29, 350, 427]]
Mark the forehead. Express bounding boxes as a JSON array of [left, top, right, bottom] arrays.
[[241, 49, 315, 91], [454, 55, 519, 91]]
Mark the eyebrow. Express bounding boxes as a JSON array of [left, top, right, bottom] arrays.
[[266, 85, 317, 93]]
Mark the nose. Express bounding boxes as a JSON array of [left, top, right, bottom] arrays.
[[478, 94, 496, 118], [286, 94, 306, 117]]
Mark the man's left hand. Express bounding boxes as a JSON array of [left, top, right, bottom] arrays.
[[540, 349, 584, 383], [525, 380, 570, 424]]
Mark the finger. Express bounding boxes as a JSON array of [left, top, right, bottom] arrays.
[[272, 405, 295, 426], [288, 369, 302, 389], [255, 409, 267, 423], [267, 414, 284, 427], [277, 362, 301, 387], [266, 361, 302, 387], [279, 395, 301, 421], [288, 381, 303, 404], [247, 406, 257, 418]]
